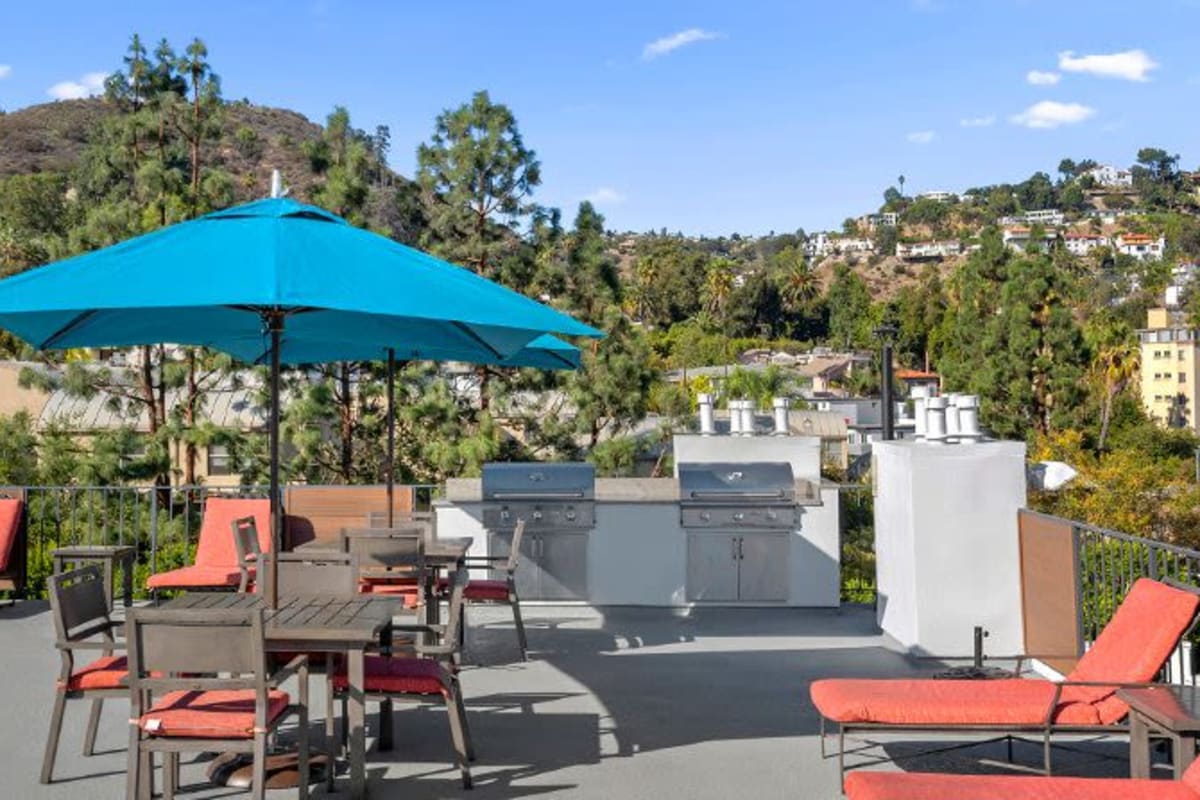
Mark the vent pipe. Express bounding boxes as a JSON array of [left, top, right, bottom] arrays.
[[698, 393, 715, 436], [772, 397, 790, 436], [270, 169, 283, 199], [944, 393, 961, 443], [911, 385, 930, 440], [925, 396, 948, 444], [729, 400, 743, 436], [957, 395, 981, 442], [740, 400, 757, 437]]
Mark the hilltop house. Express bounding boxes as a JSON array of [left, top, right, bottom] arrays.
[[858, 212, 898, 231], [1002, 226, 1057, 253], [1085, 164, 1134, 188], [998, 209, 1065, 227], [915, 190, 958, 203], [896, 241, 962, 261], [803, 233, 874, 259], [1115, 233, 1165, 261], [1063, 232, 1110, 256]]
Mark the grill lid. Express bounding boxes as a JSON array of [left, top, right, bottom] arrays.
[[482, 462, 596, 501], [678, 461, 796, 504]]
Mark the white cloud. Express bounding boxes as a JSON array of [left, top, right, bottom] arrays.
[[959, 115, 996, 128], [582, 187, 626, 206], [1057, 49, 1157, 82], [1009, 100, 1096, 129], [642, 28, 722, 60], [1026, 70, 1061, 86], [0, 65, 11, 80], [47, 71, 108, 100], [906, 130, 935, 144]]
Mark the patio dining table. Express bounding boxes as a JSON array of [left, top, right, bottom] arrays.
[[160, 591, 398, 799]]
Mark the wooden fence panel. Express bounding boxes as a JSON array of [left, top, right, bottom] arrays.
[[285, 485, 416, 547]]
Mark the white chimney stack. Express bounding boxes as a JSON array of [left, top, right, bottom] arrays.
[[944, 393, 961, 443], [911, 385, 930, 440], [698, 393, 715, 436], [925, 396, 948, 444], [957, 395, 982, 442], [728, 400, 742, 436], [772, 397, 790, 436], [270, 169, 283, 199], [740, 400, 757, 437]]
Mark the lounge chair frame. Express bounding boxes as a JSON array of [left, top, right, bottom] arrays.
[[0, 491, 27, 603], [818, 578, 1200, 788]]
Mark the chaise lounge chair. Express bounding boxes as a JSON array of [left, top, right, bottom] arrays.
[[146, 497, 271, 594], [845, 756, 1200, 799], [0, 494, 27, 602], [810, 578, 1200, 783]]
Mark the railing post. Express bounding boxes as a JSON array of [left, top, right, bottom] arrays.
[[149, 488, 159, 577], [1149, 542, 1159, 581]]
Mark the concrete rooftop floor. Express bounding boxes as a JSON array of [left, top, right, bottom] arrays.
[[0, 600, 1141, 799]]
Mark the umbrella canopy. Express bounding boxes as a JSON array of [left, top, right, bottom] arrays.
[[0, 197, 600, 606], [0, 198, 600, 355]]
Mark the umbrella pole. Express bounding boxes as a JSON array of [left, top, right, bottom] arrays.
[[266, 312, 284, 609], [386, 348, 395, 527]]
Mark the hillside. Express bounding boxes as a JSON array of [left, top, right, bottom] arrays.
[[0, 98, 400, 205]]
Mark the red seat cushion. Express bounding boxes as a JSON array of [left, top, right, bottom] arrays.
[[139, 689, 289, 739], [361, 582, 422, 608], [0, 499, 22, 573], [65, 655, 129, 691], [192, 498, 272, 569], [811, 678, 1061, 726], [1186, 757, 1200, 793], [1063, 579, 1200, 715], [146, 565, 245, 590], [435, 577, 510, 601], [333, 656, 447, 696], [845, 771, 1200, 800]]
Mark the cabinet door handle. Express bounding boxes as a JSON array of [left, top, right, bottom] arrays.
[[732, 538, 739, 561], [738, 537, 745, 560]]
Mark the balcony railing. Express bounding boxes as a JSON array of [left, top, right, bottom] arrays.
[[3, 483, 439, 599]]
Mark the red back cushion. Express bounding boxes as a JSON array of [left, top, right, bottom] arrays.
[[1065, 578, 1200, 704], [0, 499, 22, 572], [1185, 754, 1200, 793], [193, 498, 272, 568]]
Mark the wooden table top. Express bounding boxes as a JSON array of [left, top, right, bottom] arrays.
[[295, 535, 473, 565], [161, 592, 398, 644], [1118, 685, 1200, 733]]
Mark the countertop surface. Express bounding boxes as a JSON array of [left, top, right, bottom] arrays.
[[442, 477, 823, 505]]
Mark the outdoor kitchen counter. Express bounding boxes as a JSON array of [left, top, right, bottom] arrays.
[[436, 476, 841, 607]]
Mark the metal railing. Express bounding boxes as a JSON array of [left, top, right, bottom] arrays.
[[4, 483, 440, 599]]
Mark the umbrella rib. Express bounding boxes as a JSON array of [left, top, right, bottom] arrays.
[[40, 309, 99, 349], [450, 321, 504, 360]]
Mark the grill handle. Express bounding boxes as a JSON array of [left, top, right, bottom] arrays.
[[688, 490, 787, 500], [487, 491, 587, 500]]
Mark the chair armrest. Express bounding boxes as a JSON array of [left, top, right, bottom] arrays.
[[57, 639, 126, 651], [1043, 680, 1164, 726], [390, 622, 445, 637], [462, 556, 508, 565], [270, 654, 309, 685]]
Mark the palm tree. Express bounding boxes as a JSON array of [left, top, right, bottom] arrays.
[[779, 261, 819, 313], [702, 258, 736, 317], [1093, 335, 1139, 451]]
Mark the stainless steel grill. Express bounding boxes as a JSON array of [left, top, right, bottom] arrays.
[[678, 461, 797, 529], [481, 462, 595, 531]]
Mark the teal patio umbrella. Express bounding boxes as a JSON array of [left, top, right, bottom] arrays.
[[0, 198, 600, 605]]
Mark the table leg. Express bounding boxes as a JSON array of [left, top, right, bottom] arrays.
[[1130, 712, 1150, 778], [103, 558, 114, 611], [379, 623, 393, 752], [1176, 733, 1197, 779], [348, 647, 366, 800], [122, 555, 133, 607]]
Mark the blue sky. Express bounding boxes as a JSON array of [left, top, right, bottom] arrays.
[[1, 1, 1198, 236]]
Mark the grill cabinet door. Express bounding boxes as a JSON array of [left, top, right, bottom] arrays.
[[686, 532, 739, 602], [536, 533, 589, 601], [737, 533, 790, 602]]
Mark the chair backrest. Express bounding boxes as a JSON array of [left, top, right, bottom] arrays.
[[366, 509, 436, 538], [341, 528, 425, 575], [48, 565, 111, 646], [193, 497, 272, 568], [506, 519, 526, 573], [273, 551, 358, 597], [231, 516, 263, 568], [442, 569, 469, 650], [1184, 753, 1200, 792], [1066, 578, 1200, 705], [126, 607, 267, 687], [0, 498, 23, 573]]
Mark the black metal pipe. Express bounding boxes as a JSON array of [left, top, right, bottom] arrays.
[[881, 340, 895, 441], [265, 311, 283, 609], [386, 347, 396, 527]]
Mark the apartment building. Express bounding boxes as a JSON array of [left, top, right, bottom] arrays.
[[1139, 307, 1200, 431]]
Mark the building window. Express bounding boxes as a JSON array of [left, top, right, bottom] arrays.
[[207, 444, 234, 476], [1182, 373, 1188, 383]]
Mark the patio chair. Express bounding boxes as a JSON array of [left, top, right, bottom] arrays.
[[437, 518, 528, 660], [41, 564, 129, 784], [331, 570, 474, 789], [845, 756, 1200, 799], [146, 498, 271, 595], [0, 494, 27, 602], [125, 606, 310, 800], [343, 527, 426, 610], [810, 577, 1200, 784]]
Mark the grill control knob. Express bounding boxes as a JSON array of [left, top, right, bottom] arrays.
[[700, 511, 711, 522], [500, 509, 511, 521], [767, 510, 777, 521], [733, 512, 745, 521], [532, 510, 544, 521], [565, 509, 577, 521]]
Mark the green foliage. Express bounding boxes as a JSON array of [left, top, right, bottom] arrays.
[[825, 264, 876, 349]]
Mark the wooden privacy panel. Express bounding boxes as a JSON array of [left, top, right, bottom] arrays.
[[285, 485, 415, 548], [1018, 510, 1082, 674]]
